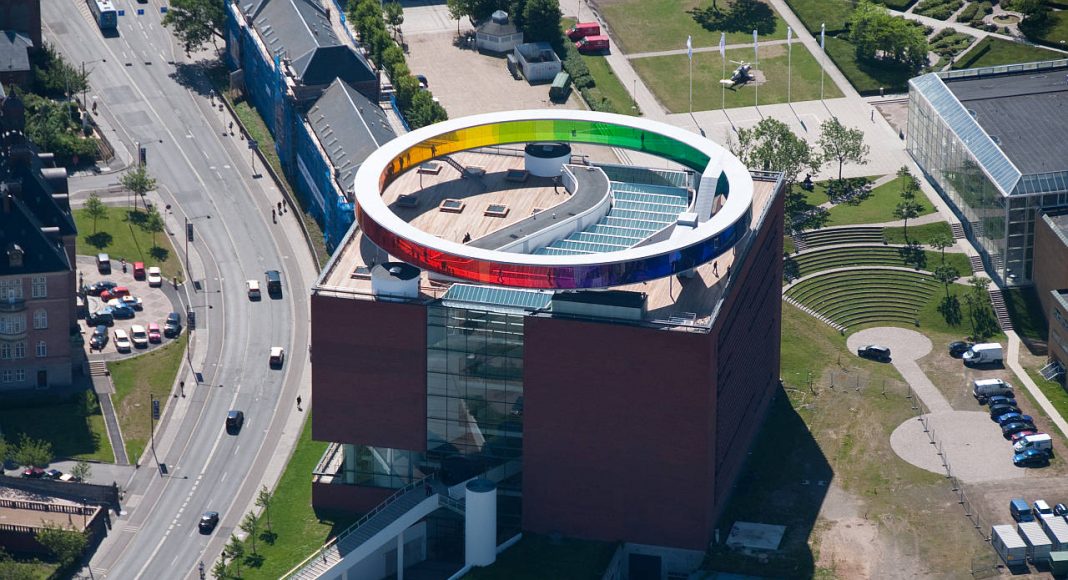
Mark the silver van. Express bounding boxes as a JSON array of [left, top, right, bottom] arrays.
[[973, 378, 1013, 401]]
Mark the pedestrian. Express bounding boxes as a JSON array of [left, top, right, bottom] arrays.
[[228, 121, 233, 134], [871, 110, 874, 122], [272, 208, 276, 223], [712, 261, 719, 277], [180, 381, 185, 398], [296, 395, 302, 409]]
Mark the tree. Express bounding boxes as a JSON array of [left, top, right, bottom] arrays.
[[120, 165, 157, 210], [212, 554, 228, 579], [406, 90, 448, 129], [893, 199, 923, 241], [963, 276, 998, 340], [817, 117, 869, 182], [32, 44, 89, 99], [929, 231, 954, 263], [690, 0, 777, 35], [747, 118, 821, 187], [14, 436, 52, 468], [933, 264, 960, 299], [240, 512, 258, 555], [445, 0, 498, 32], [849, 2, 928, 71], [384, 1, 405, 40], [255, 485, 273, 534], [84, 192, 108, 234], [224, 536, 244, 576], [36, 523, 87, 567], [162, 0, 226, 53], [22, 93, 98, 165], [142, 206, 165, 248], [522, 0, 562, 43], [71, 461, 92, 482]]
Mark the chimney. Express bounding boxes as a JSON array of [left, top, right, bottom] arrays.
[[6, 243, 23, 268]]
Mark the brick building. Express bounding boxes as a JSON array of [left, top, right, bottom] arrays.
[[0, 0, 41, 88]]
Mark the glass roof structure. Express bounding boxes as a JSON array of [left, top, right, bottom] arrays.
[[441, 283, 554, 311]]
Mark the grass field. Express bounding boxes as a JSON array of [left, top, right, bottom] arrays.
[[1026, 367, 1068, 439], [952, 36, 1065, 69], [1031, 10, 1068, 48], [465, 534, 617, 579], [631, 44, 841, 112], [562, 19, 640, 115], [109, 334, 187, 464], [824, 35, 915, 95], [74, 205, 180, 280], [0, 397, 113, 463], [597, 0, 788, 54], [235, 414, 358, 579], [882, 221, 953, 245], [783, 0, 854, 33], [824, 176, 937, 226]]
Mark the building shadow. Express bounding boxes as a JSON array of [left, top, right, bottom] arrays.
[[168, 60, 220, 98], [705, 384, 832, 577]]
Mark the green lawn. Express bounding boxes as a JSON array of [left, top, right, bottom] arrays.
[[0, 397, 113, 463], [465, 534, 617, 579], [631, 43, 841, 112], [784, 235, 797, 254], [0, 556, 57, 579], [1030, 10, 1068, 48], [597, 0, 788, 54], [1004, 286, 1048, 343], [1026, 367, 1068, 439], [914, 281, 1004, 338], [882, 221, 953, 245], [953, 36, 1065, 69], [74, 205, 180, 280], [233, 414, 357, 579], [784, 0, 854, 33], [825, 176, 936, 226], [824, 35, 916, 95], [109, 334, 187, 464], [562, 19, 641, 116]]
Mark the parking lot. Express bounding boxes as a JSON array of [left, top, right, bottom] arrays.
[[77, 255, 183, 359]]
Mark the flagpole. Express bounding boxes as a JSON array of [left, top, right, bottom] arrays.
[[753, 30, 758, 109], [720, 33, 726, 112], [820, 23, 826, 101], [787, 27, 792, 104]]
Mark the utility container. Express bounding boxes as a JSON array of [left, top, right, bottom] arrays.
[[1019, 521, 1054, 563], [1040, 514, 1068, 550], [1051, 551, 1068, 575], [549, 72, 571, 102], [992, 525, 1027, 566], [566, 22, 600, 40], [575, 35, 610, 53]]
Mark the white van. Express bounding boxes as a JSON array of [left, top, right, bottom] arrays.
[[964, 343, 1004, 366], [1014, 433, 1053, 454], [973, 378, 1013, 401]]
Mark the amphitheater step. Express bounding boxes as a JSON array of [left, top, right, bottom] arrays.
[[792, 233, 808, 253], [969, 255, 983, 274], [89, 361, 108, 377], [950, 222, 965, 240], [782, 295, 846, 333], [988, 287, 1014, 331]]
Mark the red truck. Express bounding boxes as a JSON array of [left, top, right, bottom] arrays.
[[566, 21, 600, 41], [575, 35, 610, 53]]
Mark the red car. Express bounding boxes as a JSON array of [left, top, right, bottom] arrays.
[[100, 286, 131, 301], [147, 323, 161, 343], [1011, 430, 1038, 443], [133, 262, 145, 280]]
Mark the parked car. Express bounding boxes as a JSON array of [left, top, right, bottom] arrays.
[[199, 511, 220, 533], [147, 323, 161, 343], [226, 410, 245, 433], [269, 347, 285, 368], [246, 280, 261, 300], [1011, 498, 1034, 522], [114, 329, 132, 353], [986, 395, 1017, 408], [973, 378, 1013, 402], [133, 261, 145, 280], [988, 404, 1020, 418], [96, 253, 111, 274], [21, 467, 45, 478], [1003, 422, 1037, 439], [88, 307, 115, 327], [1054, 503, 1068, 517], [110, 303, 136, 320], [948, 341, 973, 358], [58, 473, 81, 482], [44, 469, 63, 480], [1011, 430, 1038, 443], [1034, 500, 1054, 516], [147, 266, 163, 287], [415, 74, 429, 89], [121, 295, 143, 310], [90, 325, 109, 350], [265, 270, 282, 297], [86, 280, 117, 296], [996, 413, 1033, 427], [100, 286, 130, 302], [130, 325, 149, 348], [1014, 449, 1051, 468], [164, 312, 182, 338], [857, 345, 891, 362]]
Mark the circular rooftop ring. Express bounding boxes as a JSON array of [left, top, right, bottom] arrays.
[[354, 109, 754, 290]]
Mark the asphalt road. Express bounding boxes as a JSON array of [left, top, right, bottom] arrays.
[[41, 0, 317, 577]]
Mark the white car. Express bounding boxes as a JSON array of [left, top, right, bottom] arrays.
[[246, 280, 261, 300], [130, 325, 149, 348], [146, 266, 163, 287], [269, 347, 284, 368], [114, 329, 132, 353]]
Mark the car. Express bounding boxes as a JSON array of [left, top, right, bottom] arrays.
[[90, 325, 110, 349], [96, 253, 111, 274], [246, 280, 261, 300], [1003, 421, 1037, 439], [198, 511, 220, 533], [996, 413, 1033, 427], [416, 74, 429, 89], [265, 270, 282, 297], [100, 286, 130, 301], [1034, 500, 1055, 517], [110, 303, 136, 320], [58, 473, 81, 482], [147, 323, 161, 343], [164, 312, 182, 338], [1014, 449, 1051, 468], [88, 307, 115, 327], [986, 395, 1017, 408], [948, 341, 973, 358], [130, 325, 149, 348], [121, 295, 143, 310], [21, 467, 45, 478], [1011, 430, 1038, 443], [1055, 503, 1068, 517], [86, 280, 117, 296], [44, 469, 63, 480], [147, 266, 162, 287], [269, 347, 285, 368], [226, 410, 245, 432], [114, 329, 132, 353], [989, 404, 1020, 418], [857, 345, 891, 362], [133, 261, 145, 280]]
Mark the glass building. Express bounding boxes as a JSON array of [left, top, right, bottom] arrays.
[[908, 60, 1068, 285]]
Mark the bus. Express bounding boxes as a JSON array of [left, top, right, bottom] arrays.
[[88, 0, 118, 30]]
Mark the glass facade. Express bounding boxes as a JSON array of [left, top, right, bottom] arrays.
[[908, 74, 1068, 284]]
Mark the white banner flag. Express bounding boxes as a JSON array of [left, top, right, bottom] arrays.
[[718, 32, 725, 59], [821, 23, 826, 51], [787, 26, 792, 46], [687, 35, 693, 61], [753, 29, 758, 51]]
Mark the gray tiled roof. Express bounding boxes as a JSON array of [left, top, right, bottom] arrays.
[[306, 79, 396, 189], [0, 31, 32, 74]]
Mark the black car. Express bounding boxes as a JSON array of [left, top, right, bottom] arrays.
[[226, 410, 245, 433], [986, 395, 1017, 408], [89, 325, 110, 350], [1054, 503, 1068, 517], [164, 312, 182, 338], [857, 345, 891, 362], [85, 280, 117, 296], [989, 403, 1020, 417], [199, 511, 219, 533], [44, 469, 63, 480], [1003, 421, 1037, 439], [948, 341, 973, 358]]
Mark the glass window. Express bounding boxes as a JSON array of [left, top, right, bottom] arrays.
[[0, 342, 10, 359], [0, 279, 22, 300], [36, 341, 47, 358], [13, 342, 25, 359], [33, 309, 47, 329], [31, 276, 46, 298]]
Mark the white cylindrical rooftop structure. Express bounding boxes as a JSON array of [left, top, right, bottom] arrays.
[[370, 262, 420, 299], [524, 142, 571, 177], [465, 478, 497, 567]]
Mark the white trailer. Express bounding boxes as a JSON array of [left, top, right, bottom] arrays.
[[993, 525, 1027, 566], [1020, 521, 1054, 563], [1041, 515, 1068, 551]]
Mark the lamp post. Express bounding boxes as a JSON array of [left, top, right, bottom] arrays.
[[80, 59, 104, 129]]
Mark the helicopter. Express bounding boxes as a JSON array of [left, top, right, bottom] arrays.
[[719, 60, 754, 88]]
